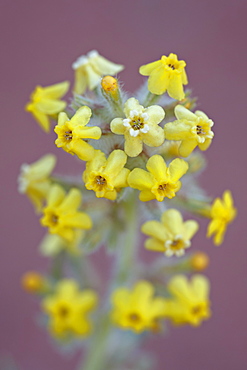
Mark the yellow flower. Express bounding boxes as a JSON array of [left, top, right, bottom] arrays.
[[42, 279, 98, 338], [26, 81, 69, 132], [111, 280, 166, 333], [110, 97, 165, 157], [164, 105, 214, 157], [128, 155, 188, 201], [191, 252, 209, 271], [207, 190, 237, 246], [83, 150, 130, 200], [141, 209, 198, 257], [164, 275, 211, 326], [18, 154, 56, 212], [72, 50, 124, 94], [54, 106, 101, 161], [40, 185, 92, 243], [139, 53, 188, 100], [21, 271, 46, 294]]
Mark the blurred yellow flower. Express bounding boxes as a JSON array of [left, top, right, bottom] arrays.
[[40, 185, 92, 243], [110, 97, 165, 157], [18, 154, 56, 212], [83, 149, 130, 200], [42, 279, 98, 338], [128, 155, 188, 201], [141, 209, 198, 257], [26, 81, 69, 132], [164, 105, 214, 157], [111, 280, 166, 333], [164, 274, 211, 326], [207, 190, 237, 245], [139, 53, 188, 100], [55, 106, 101, 161], [72, 50, 124, 94]]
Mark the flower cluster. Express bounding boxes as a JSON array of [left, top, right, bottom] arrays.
[[20, 50, 236, 369]]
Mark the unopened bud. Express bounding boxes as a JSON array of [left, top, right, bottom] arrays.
[[191, 252, 209, 271], [101, 76, 119, 99], [21, 271, 46, 293]]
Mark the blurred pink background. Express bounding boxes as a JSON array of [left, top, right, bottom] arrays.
[[1, 0, 247, 369]]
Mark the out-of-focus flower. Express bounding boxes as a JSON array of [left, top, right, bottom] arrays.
[[164, 105, 214, 157], [164, 274, 211, 326], [128, 155, 188, 201], [55, 106, 101, 161], [72, 50, 124, 94], [139, 53, 188, 100], [111, 280, 166, 333], [18, 154, 56, 212], [191, 252, 209, 271], [141, 209, 198, 257], [207, 190, 237, 245], [110, 97, 165, 157], [42, 279, 98, 338], [39, 231, 84, 256], [83, 149, 130, 200], [25, 81, 69, 132], [40, 185, 92, 243], [21, 271, 46, 293]]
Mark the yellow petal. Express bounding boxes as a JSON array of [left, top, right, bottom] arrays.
[[59, 188, 82, 212], [179, 139, 197, 157], [142, 125, 165, 147], [145, 105, 165, 125], [164, 120, 193, 141], [198, 139, 212, 151], [104, 150, 127, 177], [139, 190, 156, 201], [168, 158, 188, 182], [113, 168, 130, 188], [145, 237, 165, 252], [28, 154, 56, 179], [29, 107, 50, 132], [146, 155, 168, 182], [63, 212, 92, 229], [71, 106, 92, 127], [110, 118, 126, 135], [73, 68, 87, 94], [191, 275, 210, 301], [175, 105, 196, 121], [71, 140, 95, 161], [141, 220, 170, 241], [91, 55, 124, 75], [124, 97, 143, 117], [128, 168, 154, 190], [84, 64, 101, 90], [47, 185, 65, 207], [139, 60, 163, 76], [167, 74, 185, 100], [148, 66, 170, 95], [42, 81, 69, 99], [161, 209, 183, 234], [124, 135, 143, 157], [183, 220, 199, 239], [35, 99, 66, 114], [76, 126, 102, 140]]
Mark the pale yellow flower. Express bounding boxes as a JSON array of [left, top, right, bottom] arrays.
[[55, 106, 101, 161], [142, 209, 198, 257], [110, 97, 165, 157], [139, 53, 188, 100], [72, 50, 124, 94], [18, 154, 56, 212], [83, 150, 130, 200], [40, 185, 92, 243], [164, 275, 211, 326], [111, 281, 166, 333], [26, 81, 69, 132], [207, 190, 237, 245], [128, 155, 188, 201], [42, 279, 98, 338], [164, 105, 214, 157]]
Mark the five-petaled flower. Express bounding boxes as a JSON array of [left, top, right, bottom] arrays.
[[40, 184, 92, 243], [207, 190, 237, 246], [54, 106, 101, 161], [110, 97, 165, 157], [128, 155, 188, 201], [111, 280, 166, 333], [25, 81, 69, 132], [163, 274, 211, 326], [83, 149, 130, 200], [139, 53, 188, 100], [42, 279, 98, 338], [72, 50, 124, 94], [164, 105, 214, 157], [141, 209, 198, 257], [18, 154, 56, 212]]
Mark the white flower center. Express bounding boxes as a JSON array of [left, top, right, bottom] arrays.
[[126, 110, 150, 137]]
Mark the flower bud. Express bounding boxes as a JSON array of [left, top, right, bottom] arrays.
[[101, 76, 119, 99], [21, 271, 46, 293], [191, 252, 209, 271]]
